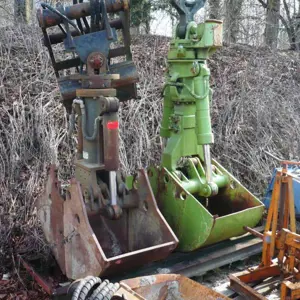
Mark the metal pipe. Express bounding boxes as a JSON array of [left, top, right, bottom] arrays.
[[37, 0, 129, 29], [244, 226, 264, 240], [76, 115, 83, 159], [203, 144, 212, 183], [109, 171, 117, 206], [40, 3, 81, 33], [68, 108, 76, 136], [46, 19, 123, 45], [73, 99, 101, 142]]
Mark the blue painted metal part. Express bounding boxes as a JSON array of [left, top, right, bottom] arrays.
[[263, 166, 300, 218], [71, 29, 117, 63]]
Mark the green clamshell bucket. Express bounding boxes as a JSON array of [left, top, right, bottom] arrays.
[[152, 15, 264, 252], [149, 160, 264, 252]]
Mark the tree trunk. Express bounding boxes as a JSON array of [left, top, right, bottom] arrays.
[[224, 0, 243, 44], [295, 1, 300, 50], [208, 0, 221, 19], [265, 0, 280, 48], [14, 0, 33, 24]]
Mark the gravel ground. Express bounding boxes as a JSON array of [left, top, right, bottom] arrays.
[[197, 254, 281, 299]]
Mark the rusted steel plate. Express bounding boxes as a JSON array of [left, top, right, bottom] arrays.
[[76, 89, 117, 98], [122, 274, 230, 300], [37, 165, 66, 274], [19, 256, 53, 296], [38, 166, 178, 280], [236, 265, 281, 284], [114, 284, 145, 300], [63, 178, 108, 279]]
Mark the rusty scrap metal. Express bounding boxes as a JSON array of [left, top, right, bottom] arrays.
[[18, 256, 53, 296], [37, 1, 129, 29], [36, 0, 178, 282], [230, 161, 300, 300], [38, 165, 178, 279], [18, 263, 229, 300], [122, 274, 230, 300], [38, 0, 137, 102]]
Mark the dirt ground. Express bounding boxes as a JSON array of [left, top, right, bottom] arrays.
[[200, 254, 280, 299]]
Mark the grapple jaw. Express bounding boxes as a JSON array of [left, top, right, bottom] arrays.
[[153, 2, 264, 252], [149, 160, 264, 252], [36, 1, 178, 280], [38, 166, 178, 279]]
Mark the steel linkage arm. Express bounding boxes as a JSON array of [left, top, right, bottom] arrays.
[[171, 0, 206, 37]]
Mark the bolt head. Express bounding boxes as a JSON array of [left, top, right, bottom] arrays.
[[185, 0, 195, 6]]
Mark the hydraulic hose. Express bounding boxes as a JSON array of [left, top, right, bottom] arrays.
[[71, 98, 102, 141], [69, 276, 120, 300]]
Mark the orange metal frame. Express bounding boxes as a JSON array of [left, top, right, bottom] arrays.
[[229, 161, 300, 300]]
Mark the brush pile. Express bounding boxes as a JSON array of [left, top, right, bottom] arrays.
[[0, 26, 300, 276]]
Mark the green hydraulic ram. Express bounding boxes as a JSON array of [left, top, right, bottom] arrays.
[[149, 0, 264, 252]]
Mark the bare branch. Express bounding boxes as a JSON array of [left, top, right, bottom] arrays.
[[283, 0, 292, 25], [256, 0, 267, 9]]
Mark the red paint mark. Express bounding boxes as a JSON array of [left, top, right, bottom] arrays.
[[107, 121, 119, 130]]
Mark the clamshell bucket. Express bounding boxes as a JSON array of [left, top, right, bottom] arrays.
[[121, 274, 230, 300], [149, 160, 264, 252], [38, 166, 178, 279]]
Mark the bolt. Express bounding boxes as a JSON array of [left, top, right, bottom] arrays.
[[185, 0, 195, 6]]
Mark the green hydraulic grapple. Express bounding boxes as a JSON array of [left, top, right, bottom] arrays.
[[149, 0, 264, 251], [37, 0, 264, 280]]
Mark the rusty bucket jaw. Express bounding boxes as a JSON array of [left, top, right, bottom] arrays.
[[38, 165, 178, 279], [121, 274, 230, 300]]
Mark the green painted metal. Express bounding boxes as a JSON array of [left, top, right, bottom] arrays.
[[149, 7, 264, 251], [149, 162, 264, 251]]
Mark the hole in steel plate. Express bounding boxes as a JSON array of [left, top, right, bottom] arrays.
[[75, 214, 80, 224], [164, 174, 170, 183], [143, 201, 149, 212]]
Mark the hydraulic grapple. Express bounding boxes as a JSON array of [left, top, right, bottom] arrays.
[[37, 0, 178, 280], [149, 0, 264, 251], [37, 0, 264, 280]]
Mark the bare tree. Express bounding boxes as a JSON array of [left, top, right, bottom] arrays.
[[14, 0, 33, 24], [224, 0, 243, 44], [208, 0, 221, 19], [281, 0, 300, 50], [257, 0, 300, 50], [265, 0, 281, 48]]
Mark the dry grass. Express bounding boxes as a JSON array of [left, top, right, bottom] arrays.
[[119, 35, 169, 174], [0, 27, 299, 275], [0, 26, 72, 271], [209, 45, 300, 196]]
